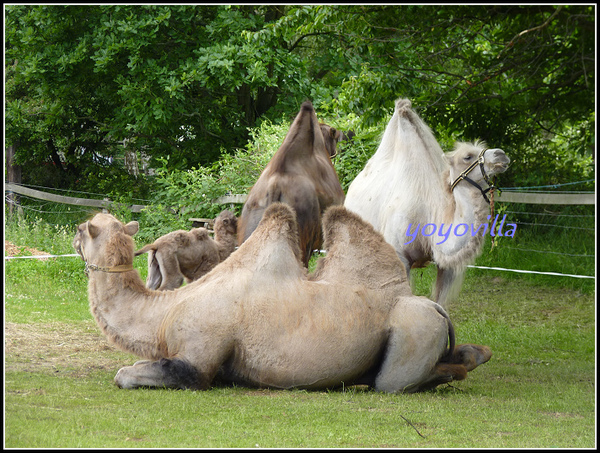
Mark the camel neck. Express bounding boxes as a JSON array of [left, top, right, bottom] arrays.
[[432, 184, 488, 267], [449, 185, 488, 223], [215, 232, 237, 257], [88, 272, 171, 360]]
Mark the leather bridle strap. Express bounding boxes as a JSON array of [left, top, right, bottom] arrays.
[[450, 148, 496, 204]]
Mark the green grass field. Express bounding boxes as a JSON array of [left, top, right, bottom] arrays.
[[4, 212, 596, 448]]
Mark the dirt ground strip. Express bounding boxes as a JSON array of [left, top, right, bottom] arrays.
[[5, 240, 51, 259], [4, 321, 129, 377]]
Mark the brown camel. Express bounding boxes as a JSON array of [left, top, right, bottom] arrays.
[[237, 101, 345, 267], [73, 203, 491, 392], [134, 210, 237, 290]]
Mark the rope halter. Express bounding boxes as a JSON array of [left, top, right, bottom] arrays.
[[79, 243, 134, 277], [450, 148, 496, 204], [84, 262, 134, 276]]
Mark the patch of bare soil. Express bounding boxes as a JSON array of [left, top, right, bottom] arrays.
[[4, 321, 133, 377], [5, 241, 51, 259]]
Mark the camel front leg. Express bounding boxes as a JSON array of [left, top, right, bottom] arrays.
[[114, 358, 208, 390]]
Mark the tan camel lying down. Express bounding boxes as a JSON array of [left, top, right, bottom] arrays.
[[134, 210, 237, 290], [73, 203, 491, 393]]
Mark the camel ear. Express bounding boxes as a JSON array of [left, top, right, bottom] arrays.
[[329, 127, 337, 138], [124, 221, 139, 236], [87, 221, 101, 239]]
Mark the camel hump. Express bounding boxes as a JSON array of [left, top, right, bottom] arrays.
[[261, 202, 298, 231], [395, 98, 412, 115], [321, 205, 379, 246], [300, 100, 314, 112], [135, 243, 157, 256], [241, 202, 303, 265], [271, 99, 324, 168], [191, 228, 209, 241]]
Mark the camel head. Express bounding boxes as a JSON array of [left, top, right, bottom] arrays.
[[73, 213, 139, 270], [446, 141, 510, 197], [214, 210, 237, 238], [319, 122, 354, 158]]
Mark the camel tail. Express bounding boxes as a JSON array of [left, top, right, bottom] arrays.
[[134, 244, 157, 256], [432, 303, 456, 363]]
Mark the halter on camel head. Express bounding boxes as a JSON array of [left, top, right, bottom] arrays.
[[450, 148, 497, 204], [84, 263, 134, 276], [76, 226, 135, 277]]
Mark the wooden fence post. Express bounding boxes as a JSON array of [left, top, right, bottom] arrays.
[[6, 143, 23, 217]]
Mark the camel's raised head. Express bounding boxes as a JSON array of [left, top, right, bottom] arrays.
[[215, 210, 238, 235], [319, 122, 354, 158], [73, 213, 139, 268], [447, 141, 510, 188]]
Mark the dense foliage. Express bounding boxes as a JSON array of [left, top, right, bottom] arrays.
[[5, 5, 595, 210]]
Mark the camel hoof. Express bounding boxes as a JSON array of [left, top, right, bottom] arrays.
[[454, 344, 493, 371], [114, 367, 134, 389]]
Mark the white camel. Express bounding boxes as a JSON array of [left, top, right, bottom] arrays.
[[344, 98, 510, 308], [72, 203, 491, 392]]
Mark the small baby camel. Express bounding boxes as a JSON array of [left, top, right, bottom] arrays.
[[135, 210, 237, 290]]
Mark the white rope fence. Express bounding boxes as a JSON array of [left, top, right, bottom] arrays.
[[5, 253, 80, 260], [5, 183, 595, 279], [6, 253, 594, 280], [466, 265, 594, 280]]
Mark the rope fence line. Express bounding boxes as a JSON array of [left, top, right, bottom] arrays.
[[5, 182, 595, 278], [4, 252, 595, 280], [504, 210, 595, 218], [501, 179, 595, 191], [512, 221, 594, 231], [502, 246, 594, 258], [466, 265, 594, 280], [6, 194, 94, 215]]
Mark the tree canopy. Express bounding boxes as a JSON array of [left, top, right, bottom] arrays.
[[5, 4, 595, 196]]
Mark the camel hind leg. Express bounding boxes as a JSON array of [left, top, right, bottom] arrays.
[[373, 297, 450, 393], [411, 344, 493, 392], [442, 343, 492, 372], [373, 296, 492, 393]]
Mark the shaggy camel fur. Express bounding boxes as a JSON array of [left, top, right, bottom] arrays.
[[73, 203, 491, 392], [134, 210, 237, 290], [345, 98, 510, 308], [238, 101, 345, 267]]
